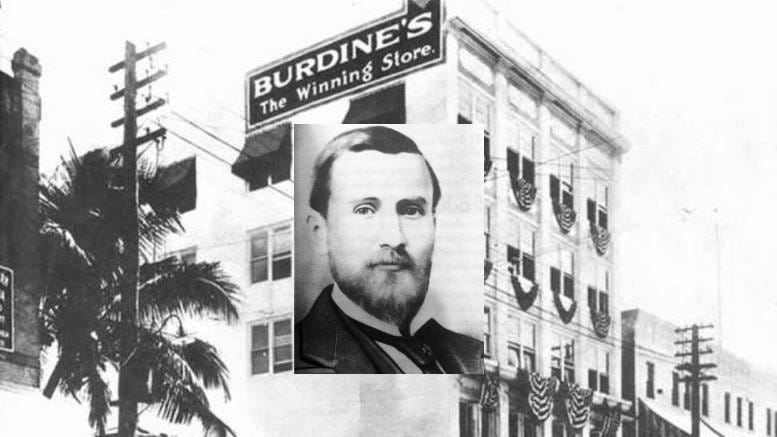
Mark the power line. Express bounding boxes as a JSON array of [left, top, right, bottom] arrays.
[[160, 123, 293, 202]]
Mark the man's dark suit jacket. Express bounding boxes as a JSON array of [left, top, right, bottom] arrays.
[[295, 285, 484, 374]]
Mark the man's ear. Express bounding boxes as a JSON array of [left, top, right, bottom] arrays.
[[307, 211, 329, 256]]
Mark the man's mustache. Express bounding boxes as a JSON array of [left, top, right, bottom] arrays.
[[367, 248, 415, 269]]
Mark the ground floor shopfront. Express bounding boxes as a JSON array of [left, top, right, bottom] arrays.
[[460, 369, 631, 437]]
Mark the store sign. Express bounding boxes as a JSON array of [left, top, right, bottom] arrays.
[[0, 265, 13, 351], [246, 0, 444, 131]]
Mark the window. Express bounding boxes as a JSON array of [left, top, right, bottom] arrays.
[[459, 78, 493, 179], [552, 418, 566, 437], [250, 318, 292, 375], [485, 206, 492, 260], [507, 227, 536, 282], [482, 408, 498, 437], [725, 392, 731, 423], [506, 118, 537, 188], [484, 307, 492, 358], [586, 181, 609, 230], [646, 362, 655, 399], [508, 82, 539, 121], [549, 112, 577, 147], [459, 401, 478, 437], [508, 412, 537, 437], [250, 224, 292, 283], [683, 381, 690, 410], [738, 397, 743, 427], [550, 249, 575, 300], [587, 348, 610, 394], [702, 383, 709, 417], [587, 269, 609, 316], [507, 317, 536, 372], [750, 401, 754, 431], [671, 371, 679, 406], [549, 158, 575, 210], [550, 334, 575, 383]]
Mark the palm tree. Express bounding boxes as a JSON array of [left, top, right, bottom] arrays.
[[39, 147, 240, 437]]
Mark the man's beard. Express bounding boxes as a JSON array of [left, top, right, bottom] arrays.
[[331, 247, 432, 331]]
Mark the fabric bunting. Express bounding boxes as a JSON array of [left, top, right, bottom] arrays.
[[552, 201, 577, 234], [589, 221, 610, 256], [565, 383, 593, 430], [599, 408, 622, 437], [528, 372, 557, 422], [511, 177, 537, 211], [509, 267, 538, 311], [480, 371, 500, 410], [553, 291, 577, 324], [484, 259, 493, 282], [590, 309, 611, 338]]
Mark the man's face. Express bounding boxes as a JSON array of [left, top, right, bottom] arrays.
[[324, 150, 436, 328]]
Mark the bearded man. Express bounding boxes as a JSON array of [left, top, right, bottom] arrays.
[[295, 126, 483, 374]]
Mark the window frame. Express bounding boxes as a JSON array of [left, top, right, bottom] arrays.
[[725, 392, 731, 423], [507, 316, 536, 372], [484, 306, 493, 358], [248, 316, 293, 376], [507, 227, 536, 283], [646, 361, 655, 399], [249, 221, 293, 284], [550, 333, 575, 383]]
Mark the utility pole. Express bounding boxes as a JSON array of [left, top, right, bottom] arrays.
[[675, 324, 717, 437], [109, 41, 167, 437]]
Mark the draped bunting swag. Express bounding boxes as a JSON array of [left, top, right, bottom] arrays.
[[509, 267, 539, 311], [528, 372, 558, 422], [599, 408, 622, 437], [512, 177, 537, 211], [484, 259, 493, 282], [480, 371, 500, 410], [553, 201, 577, 234], [565, 383, 594, 430], [589, 221, 610, 256], [590, 309, 611, 338], [553, 291, 577, 324]]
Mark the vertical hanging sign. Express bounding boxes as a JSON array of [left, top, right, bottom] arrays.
[[245, 0, 444, 132], [0, 265, 12, 351]]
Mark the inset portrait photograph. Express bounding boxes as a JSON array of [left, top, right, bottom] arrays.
[[294, 124, 484, 374]]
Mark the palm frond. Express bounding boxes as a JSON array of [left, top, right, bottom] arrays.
[[139, 258, 241, 324], [134, 329, 235, 437], [86, 370, 111, 436]]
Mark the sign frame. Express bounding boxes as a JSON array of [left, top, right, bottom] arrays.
[[244, 0, 445, 133], [0, 265, 14, 353]]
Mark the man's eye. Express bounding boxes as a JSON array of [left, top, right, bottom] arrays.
[[402, 206, 425, 217], [354, 205, 376, 216]]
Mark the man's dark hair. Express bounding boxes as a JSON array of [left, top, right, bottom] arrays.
[[309, 126, 442, 218]]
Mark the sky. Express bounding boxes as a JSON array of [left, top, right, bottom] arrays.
[[2, 0, 777, 375]]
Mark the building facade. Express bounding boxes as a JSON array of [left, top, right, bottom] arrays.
[[622, 309, 777, 437], [159, 0, 630, 435], [0, 47, 48, 427]]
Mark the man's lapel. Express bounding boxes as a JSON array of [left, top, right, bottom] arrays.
[[297, 285, 402, 373]]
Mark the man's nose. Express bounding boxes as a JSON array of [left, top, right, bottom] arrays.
[[378, 211, 407, 249]]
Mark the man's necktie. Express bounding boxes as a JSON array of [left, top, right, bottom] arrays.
[[348, 318, 442, 374]]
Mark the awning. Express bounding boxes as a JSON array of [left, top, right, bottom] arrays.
[[154, 156, 196, 213], [639, 398, 736, 437], [231, 123, 291, 189], [342, 83, 405, 124]]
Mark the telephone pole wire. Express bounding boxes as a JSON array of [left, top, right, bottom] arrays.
[[110, 40, 167, 437], [675, 324, 717, 437]]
